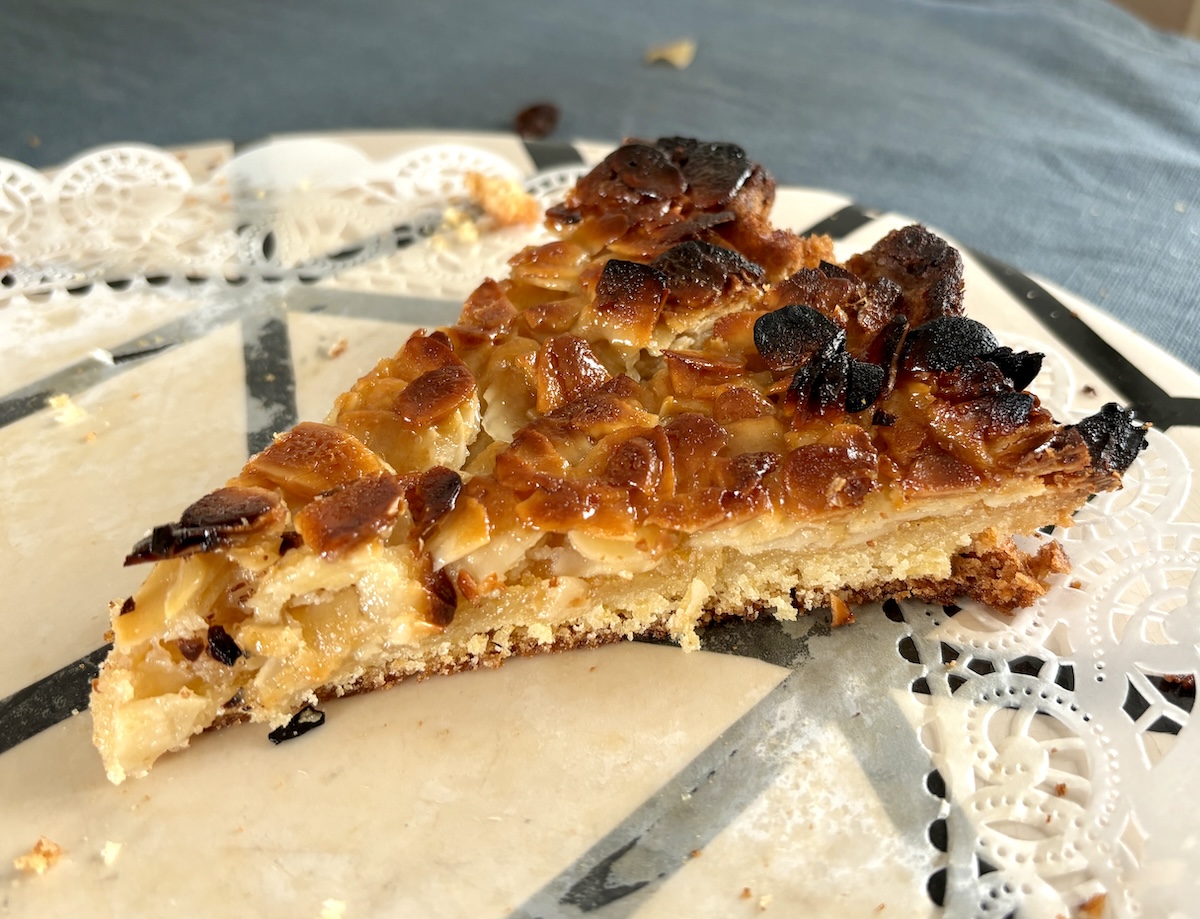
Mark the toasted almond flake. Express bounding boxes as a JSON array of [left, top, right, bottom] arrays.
[[830, 595, 855, 627], [645, 38, 697, 69], [13, 837, 63, 875]]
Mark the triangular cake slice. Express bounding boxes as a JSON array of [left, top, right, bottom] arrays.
[[92, 137, 1147, 782]]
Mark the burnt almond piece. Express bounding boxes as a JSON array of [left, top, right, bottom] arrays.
[[582, 259, 667, 348], [125, 487, 286, 565]]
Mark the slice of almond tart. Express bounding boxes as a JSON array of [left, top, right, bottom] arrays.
[[92, 137, 1147, 782]]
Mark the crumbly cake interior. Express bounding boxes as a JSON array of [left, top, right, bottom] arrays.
[[92, 137, 1147, 782]]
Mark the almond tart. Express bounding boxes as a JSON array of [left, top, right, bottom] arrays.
[[92, 137, 1147, 782]]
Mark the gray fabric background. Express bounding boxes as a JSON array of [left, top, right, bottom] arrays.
[[2, 0, 1198, 372]]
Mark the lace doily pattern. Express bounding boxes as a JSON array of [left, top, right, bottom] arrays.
[[0, 140, 559, 298]]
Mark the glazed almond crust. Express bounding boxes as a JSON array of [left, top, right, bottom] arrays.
[[92, 137, 1146, 783]]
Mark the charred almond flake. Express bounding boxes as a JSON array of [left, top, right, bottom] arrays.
[[206, 625, 243, 666], [125, 486, 286, 565], [652, 240, 764, 309], [656, 136, 753, 209], [294, 474, 409, 558], [267, 704, 326, 744], [514, 102, 560, 139], [582, 259, 667, 348]]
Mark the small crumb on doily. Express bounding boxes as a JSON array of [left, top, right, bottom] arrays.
[[758, 893, 773, 911], [326, 337, 349, 359], [13, 837, 64, 875], [1077, 892, 1107, 917], [1054, 782, 1067, 797], [645, 38, 697, 69], [740, 887, 753, 900], [830, 595, 855, 627], [48, 393, 87, 425], [0, 253, 12, 271], [320, 898, 347, 919], [100, 840, 122, 867], [464, 172, 541, 227]]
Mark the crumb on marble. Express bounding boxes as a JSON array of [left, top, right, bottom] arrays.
[[101, 840, 122, 867], [13, 837, 64, 875], [48, 393, 87, 425], [326, 337, 349, 359], [645, 38, 697, 69], [740, 887, 753, 900]]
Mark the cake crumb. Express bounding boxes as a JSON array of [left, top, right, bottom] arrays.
[[875, 906, 886, 913], [830, 595, 855, 627], [320, 898, 347, 919], [0, 253, 12, 271], [1069, 580, 1082, 590], [1081, 384, 1097, 396], [326, 337, 349, 359], [758, 893, 773, 911], [100, 840, 122, 867], [645, 38, 697, 69], [689, 848, 702, 859], [514, 102, 560, 140], [464, 172, 541, 227], [1078, 893, 1107, 917], [13, 837, 64, 875], [48, 393, 87, 425], [84, 431, 98, 444], [1054, 782, 1067, 797], [740, 887, 753, 900], [28, 134, 41, 148]]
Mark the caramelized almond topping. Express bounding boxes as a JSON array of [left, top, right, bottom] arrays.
[[534, 335, 611, 413], [394, 364, 476, 427], [782, 427, 878, 513], [293, 474, 408, 559], [243, 422, 386, 502], [458, 279, 518, 335], [406, 467, 463, 536]]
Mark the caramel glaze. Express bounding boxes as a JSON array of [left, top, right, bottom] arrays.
[[126, 137, 1148, 626]]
